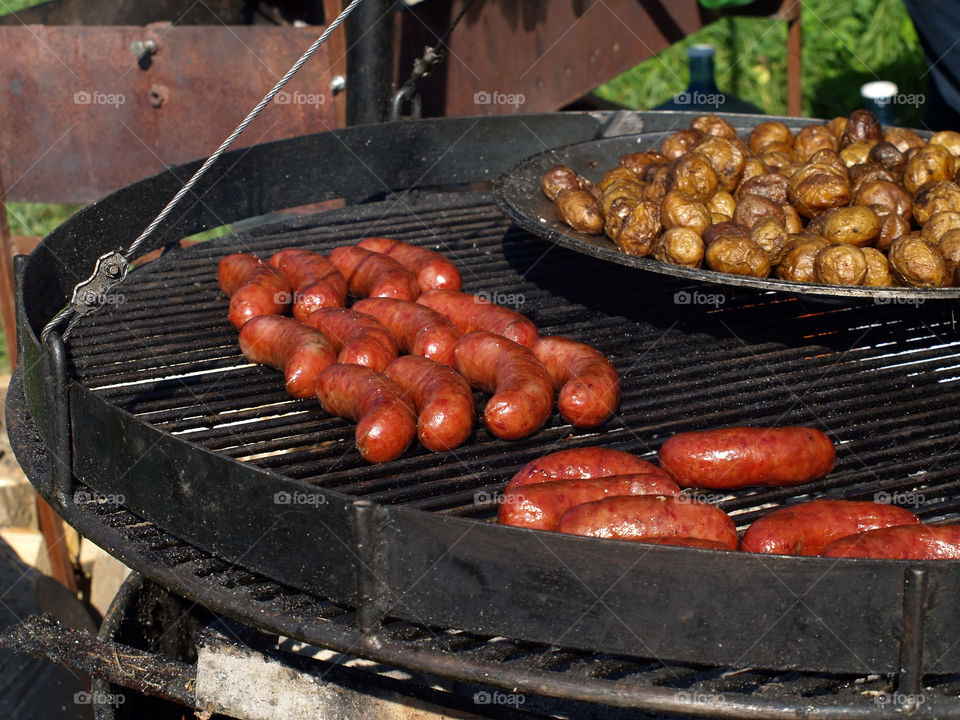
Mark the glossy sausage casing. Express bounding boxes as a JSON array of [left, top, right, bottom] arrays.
[[352, 298, 460, 367], [357, 237, 462, 292], [384, 355, 475, 451], [313, 364, 417, 463], [740, 499, 919, 556], [823, 524, 960, 559], [303, 307, 398, 372], [659, 426, 836, 489], [269, 248, 347, 319], [327, 245, 420, 301], [498, 474, 682, 530], [507, 447, 668, 491], [533, 335, 620, 428], [555, 495, 739, 550], [417, 290, 540, 349], [454, 331, 554, 440], [218, 253, 291, 329], [238, 316, 337, 398]]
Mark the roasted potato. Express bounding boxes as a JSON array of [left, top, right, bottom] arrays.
[[938, 228, 960, 283], [542, 165, 579, 200], [691, 115, 736, 138], [669, 153, 719, 203], [883, 126, 925, 153], [876, 212, 911, 252], [740, 157, 770, 186], [749, 121, 794, 154], [789, 172, 851, 218], [655, 227, 706, 268], [840, 109, 882, 148], [702, 221, 749, 246], [695, 137, 745, 192], [604, 196, 638, 241], [643, 165, 674, 203], [862, 247, 894, 286], [822, 206, 882, 247], [794, 125, 838, 161], [868, 141, 906, 179], [814, 244, 868, 285], [555, 189, 604, 235], [854, 179, 912, 218], [826, 116, 847, 140], [777, 236, 829, 283], [930, 130, 960, 157], [750, 217, 789, 265], [888, 234, 949, 287], [913, 180, 960, 226], [707, 190, 737, 218], [661, 129, 704, 159], [904, 145, 955, 194], [661, 190, 712, 234], [615, 201, 662, 256], [921, 211, 960, 244], [598, 167, 638, 193], [705, 236, 771, 277], [840, 139, 878, 167], [619, 150, 669, 176], [733, 194, 785, 230], [737, 173, 789, 204]]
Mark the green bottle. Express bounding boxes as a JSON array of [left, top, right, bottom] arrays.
[[653, 44, 763, 114]]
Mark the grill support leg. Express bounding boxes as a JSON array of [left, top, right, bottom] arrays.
[[354, 499, 385, 641], [896, 567, 927, 711]]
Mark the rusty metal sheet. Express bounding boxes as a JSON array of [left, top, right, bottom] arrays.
[[405, 0, 707, 117], [0, 24, 346, 203]]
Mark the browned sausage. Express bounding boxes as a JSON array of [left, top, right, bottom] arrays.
[[302, 308, 398, 372], [351, 298, 460, 367], [356, 237, 462, 292], [659, 426, 836, 489], [313, 364, 417, 463], [740, 500, 920, 556], [384, 355, 475, 451], [555, 495, 739, 550], [823, 524, 960, 559], [327, 245, 420, 300], [497, 474, 681, 530], [417, 290, 540, 349], [218, 253, 291, 330], [269, 248, 347, 320], [532, 336, 620, 428], [238, 316, 337, 398], [453, 331, 554, 440], [507, 447, 668, 491]]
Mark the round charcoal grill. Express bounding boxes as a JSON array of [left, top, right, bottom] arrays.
[[8, 112, 960, 718]]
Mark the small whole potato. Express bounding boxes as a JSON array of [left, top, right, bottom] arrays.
[[615, 201, 662, 256], [794, 125, 838, 161], [600, 180, 643, 216], [661, 189, 712, 234], [702, 221, 749, 246], [598, 167, 639, 193], [759, 150, 795, 173], [707, 190, 737, 217], [883, 126, 925, 153], [849, 163, 895, 194], [643, 165, 674, 203], [826, 116, 848, 140], [814, 244, 868, 285], [840, 139, 878, 168], [554, 189, 604, 235], [854, 179, 912, 218], [691, 114, 737, 138], [542, 165, 578, 200], [930, 130, 960, 157], [669, 153, 719, 202], [733, 194, 785, 230], [750, 217, 789, 265], [913, 180, 960, 226], [789, 172, 851, 218], [781, 204, 804, 234], [777, 237, 829, 283], [619, 150, 668, 176], [808, 149, 848, 175], [888, 234, 949, 287], [705, 236, 771, 277], [654, 227, 706, 268], [868, 141, 906, 179], [921, 211, 960, 244], [749, 121, 794, 154], [876, 212, 911, 252], [939, 228, 960, 284], [822, 206, 882, 247], [604, 196, 638, 241], [840, 109, 882, 148], [740, 157, 770, 186], [661, 129, 704, 159], [904, 145, 955, 194], [862, 247, 894, 286], [737, 173, 789, 204], [696, 136, 745, 192]]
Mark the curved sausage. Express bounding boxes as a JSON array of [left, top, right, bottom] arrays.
[[303, 307, 398, 372], [532, 336, 620, 428], [823, 524, 960, 559], [351, 298, 460, 367], [417, 290, 540, 349], [659, 426, 836, 489], [357, 237, 462, 292], [327, 245, 420, 301], [218, 253, 291, 330], [507, 447, 668, 491], [313, 364, 417, 463], [740, 500, 919, 556], [384, 355, 475, 451], [555, 495, 739, 550], [498, 474, 682, 530], [269, 248, 347, 320], [453, 331, 554, 440], [238, 316, 337, 398]]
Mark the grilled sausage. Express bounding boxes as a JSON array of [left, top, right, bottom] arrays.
[[218, 253, 291, 329], [453, 331, 554, 440], [313, 364, 417, 463], [659, 426, 836, 489], [357, 237, 462, 292], [740, 500, 920, 556], [823, 524, 960, 559], [498, 474, 682, 530], [417, 290, 540, 349], [327, 245, 420, 301], [384, 355, 475, 451], [351, 298, 460, 367], [555, 495, 739, 550], [269, 248, 348, 320], [532, 336, 620, 428], [507, 447, 667, 491], [238, 316, 337, 398], [302, 307, 398, 372]]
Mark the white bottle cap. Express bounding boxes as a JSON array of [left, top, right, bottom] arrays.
[[860, 81, 898, 100]]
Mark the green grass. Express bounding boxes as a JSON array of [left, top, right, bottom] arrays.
[[596, 0, 926, 125]]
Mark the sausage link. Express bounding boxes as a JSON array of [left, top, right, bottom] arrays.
[[313, 364, 417, 463], [303, 308, 398, 372], [384, 356, 475, 451], [357, 237, 462, 292], [218, 253, 291, 329], [740, 500, 919, 556], [498, 474, 681, 530], [327, 245, 420, 300], [417, 290, 540, 349], [555, 495, 739, 550], [823, 524, 960, 559], [532, 336, 620, 428], [351, 298, 460, 366], [270, 248, 347, 320], [659, 426, 836, 489], [454, 331, 554, 440], [238, 316, 337, 398], [507, 447, 668, 491]]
